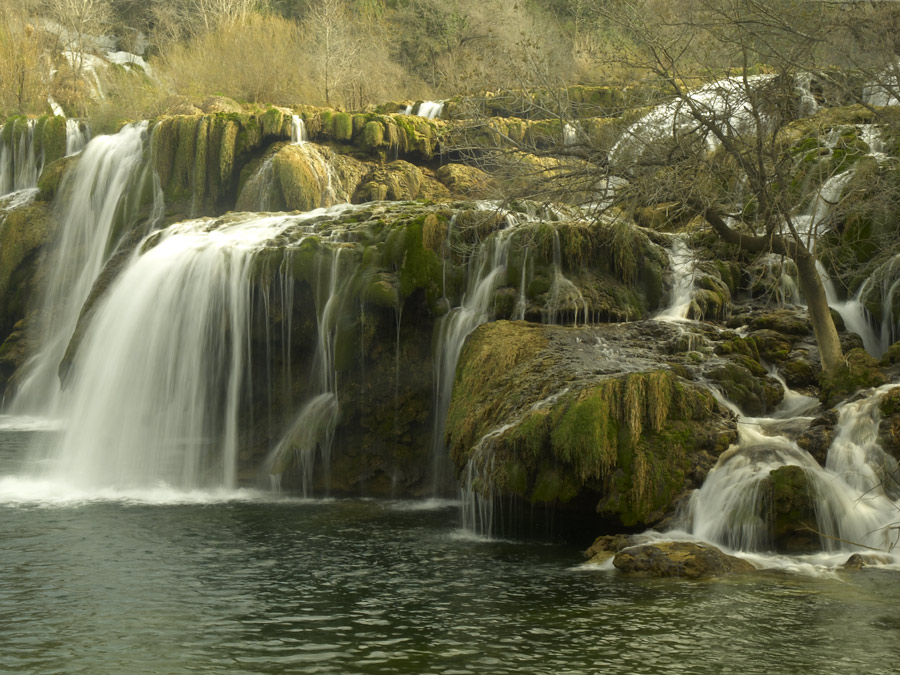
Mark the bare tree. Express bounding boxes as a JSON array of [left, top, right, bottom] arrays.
[[594, 0, 852, 374], [304, 0, 359, 106]]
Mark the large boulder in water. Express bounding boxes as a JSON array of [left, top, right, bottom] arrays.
[[762, 465, 820, 553], [613, 541, 756, 578], [446, 320, 737, 530]]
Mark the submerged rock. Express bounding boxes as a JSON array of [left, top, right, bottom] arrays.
[[613, 541, 756, 578], [843, 553, 894, 570]]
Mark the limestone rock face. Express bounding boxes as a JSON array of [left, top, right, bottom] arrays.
[[435, 164, 495, 198], [353, 161, 450, 203], [447, 320, 737, 529], [613, 541, 756, 578]]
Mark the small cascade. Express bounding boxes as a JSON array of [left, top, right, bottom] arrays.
[[755, 255, 802, 306], [690, 383, 900, 556], [512, 247, 529, 321], [65, 119, 89, 156], [47, 214, 302, 490], [411, 101, 444, 119], [655, 236, 695, 321], [793, 170, 855, 248], [610, 76, 772, 165], [291, 115, 307, 144], [563, 123, 577, 146], [269, 242, 360, 495], [432, 227, 517, 493], [0, 119, 40, 197], [10, 122, 151, 415], [461, 387, 569, 537], [542, 229, 587, 325], [793, 72, 819, 117], [235, 157, 277, 212], [874, 255, 900, 352], [817, 261, 882, 356]]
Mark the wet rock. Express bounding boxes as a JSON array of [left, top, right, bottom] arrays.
[[764, 465, 820, 553], [446, 320, 737, 529], [705, 359, 783, 416], [434, 163, 495, 198], [612, 541, 756, 578], [353, 160, 450, 203], [797, 412, 837, 466], [747, 309, 812, 336], [583, 534, 640, 564], [843, 553, 894, 570], [819, 347, 888, 407]]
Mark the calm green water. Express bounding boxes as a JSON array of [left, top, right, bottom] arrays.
[[2, 428, 900, 674]]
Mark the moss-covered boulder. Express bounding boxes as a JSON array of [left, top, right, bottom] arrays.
[[763, 465, 820, 553], [705, 358, 783, 416], [151, 110, 293, 218], [819, 347, 888, 407], [352, 161, 450, 203], [613, 541, 756, 578], [434, 164, 495, 198], [446, 320, 736, 529]]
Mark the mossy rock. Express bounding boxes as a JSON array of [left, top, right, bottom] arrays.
[[763, 465, 820, 553], [41, 115, 68, 165], [747, 309, 811, 336], [748, 329, 794, 363], [0, 202, 56, 343], [705, 360, 783, 416], [613, 541, 755, 578], [272, 144, 325, 211], [352, 161, 449, 204], [434, 164, 495, 199], [819, 347, 888, 407], [37, 155, 77, 202], [447, 321, 733, 528]]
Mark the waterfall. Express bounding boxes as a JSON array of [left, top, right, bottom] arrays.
[[432, 228, 516, 494], [656, 236, 695, 321], [410, 101, 444, 119], [818, 261, 882, 356], [0, 119, 40, 197], [269, 240, 360, 496], [291, 115, 307, 144], [690, 384, 900, 555], [542, 229, 587, 325], [9, 123, 151, 415], [65, 119, 89, 156], [45, 214, 303, 490], [610, 76, 773, 165]]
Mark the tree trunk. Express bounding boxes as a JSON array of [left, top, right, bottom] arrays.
[[794, 251, 844, 376], [700, 205, 844, 376]]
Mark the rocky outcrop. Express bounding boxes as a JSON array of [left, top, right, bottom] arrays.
[[613, 541, 756, 578], [447, 320, 737, 528]]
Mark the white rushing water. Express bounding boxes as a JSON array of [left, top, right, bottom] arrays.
[[0, 119, 39, 197], [268, 235, 362, 495], [291, 114, 307, 144], [610, 76, 773, 165], [432, 225, 516, 493], [655, 236, 695, 321], [10, 122, 151, 415], [405, 101, 444, 119], [43, 213, 311, 490], [689, 383, 900, 565]]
